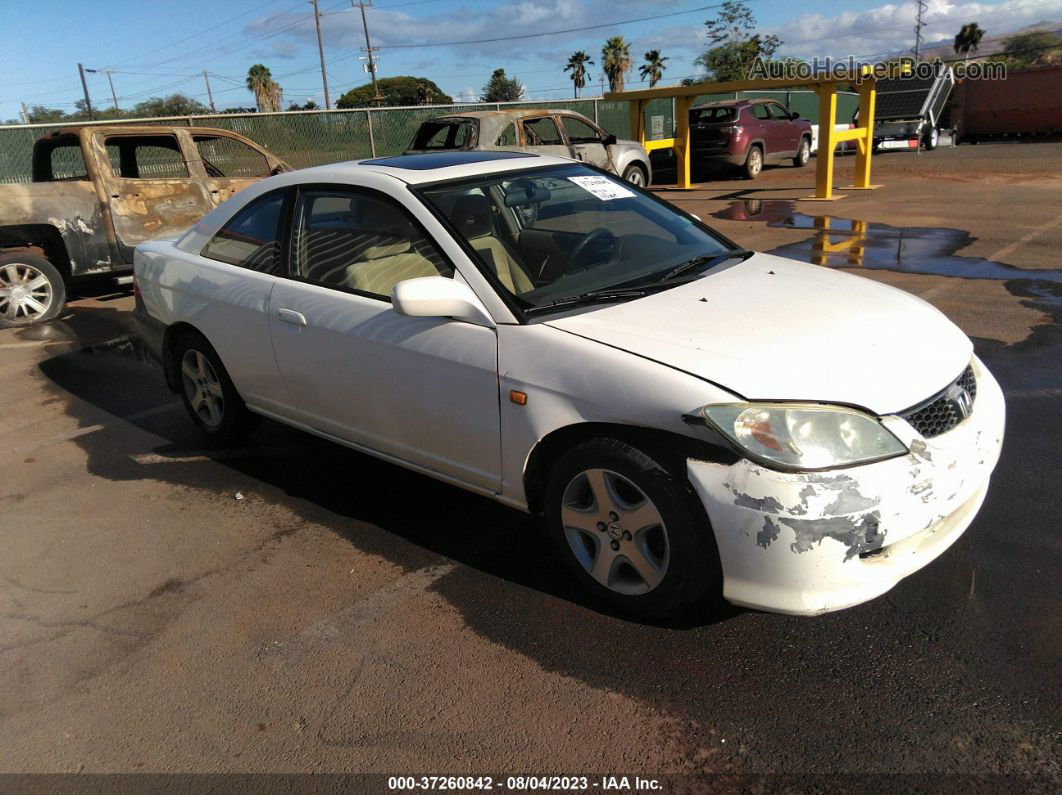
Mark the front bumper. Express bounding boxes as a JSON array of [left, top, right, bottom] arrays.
[[687, 357, 1005, 615]]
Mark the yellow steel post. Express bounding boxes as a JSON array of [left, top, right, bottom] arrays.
[[629, 99, 645, 148], [675, 95, 692, 189], [806, 84, 842, 200], [847, 82, 880, 189]]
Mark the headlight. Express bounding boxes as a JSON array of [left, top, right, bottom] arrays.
[[700, 403, 908, 470]]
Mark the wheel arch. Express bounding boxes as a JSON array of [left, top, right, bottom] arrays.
[[522, 421, 738, 515], [0, 224, 72, 278]]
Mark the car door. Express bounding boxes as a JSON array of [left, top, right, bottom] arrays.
[[748, 103, 780, 158], [519, 116, 574, 160], [192, 132, 282, 206], [558, 114, 613, 171], [768, 102, 802, 153], [94, 131, 216, 262], [193, 188, 295, 416], [268, 186, 502, 491]]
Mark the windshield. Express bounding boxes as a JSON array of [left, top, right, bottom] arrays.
[[410, 120, 477, 150], [690, 107, 737, 124], [418, 164, 733, 312]]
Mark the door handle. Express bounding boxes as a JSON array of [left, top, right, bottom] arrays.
[[277, 308, 307, 327]]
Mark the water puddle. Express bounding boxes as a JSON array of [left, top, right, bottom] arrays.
[[712, 200, 1062, 289]]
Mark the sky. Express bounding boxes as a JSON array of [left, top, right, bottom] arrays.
[[1, 0, 1060, 121]]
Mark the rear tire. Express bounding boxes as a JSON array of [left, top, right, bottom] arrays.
[[0, 252, 65, 328], [174, 331, 260, 441], [545, 437, 721, 619], [792, 137, 810, 167], [743, 145, 763, 179]]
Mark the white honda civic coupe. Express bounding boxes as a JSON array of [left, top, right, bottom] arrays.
[[134, 151, 1005, 618]]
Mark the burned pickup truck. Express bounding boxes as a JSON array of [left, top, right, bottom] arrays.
[[0, 125, 288, 326]]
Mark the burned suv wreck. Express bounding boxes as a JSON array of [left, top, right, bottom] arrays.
[[0, 125, 288, 326]]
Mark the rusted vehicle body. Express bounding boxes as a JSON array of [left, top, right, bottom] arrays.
[[405, 110, 653, 186], [0, 125, 288, 326]]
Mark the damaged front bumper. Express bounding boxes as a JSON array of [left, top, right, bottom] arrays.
[[688, 357, 1005, 615]]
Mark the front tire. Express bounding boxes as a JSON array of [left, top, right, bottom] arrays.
[[545, 438, 721, 618], [793, 137, 810, 167], [621, 163, 648, 187], [0, 252, 65, 328], [174, 331, 259, 441]]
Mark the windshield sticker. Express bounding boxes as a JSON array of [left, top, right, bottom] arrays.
[[567, 175, 636, 201]]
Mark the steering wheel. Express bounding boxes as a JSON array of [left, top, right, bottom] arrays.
[[568, 227, 616, 270]]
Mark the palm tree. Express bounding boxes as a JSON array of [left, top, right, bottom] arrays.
[[954, 22, 986, 61], [416, 80, 435, 105], [564, 51, 595, 99], [602, 36, 633, 93], [639, 49, 669, 89], [246, 64, 282, 112]]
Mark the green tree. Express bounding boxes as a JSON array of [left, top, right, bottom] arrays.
[[564, 51, 594, 98], [336, 76, 452, 108], [695, 0, 781, 82], [481, 69, 524, 102], [246, 64, 282, 112], [953, 22, 986, 61], [1001, 30, 1062, 69], [639, 49, 669, 89], [26, 106, 70, 124], [602, 36, 633, 93], [130, 94, 209, 118]]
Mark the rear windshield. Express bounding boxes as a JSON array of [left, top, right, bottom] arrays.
[[690, 107, 737, 124], [410, 120, 477, 150]]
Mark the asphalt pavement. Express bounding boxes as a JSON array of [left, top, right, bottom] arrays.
[[0, 142, 1058, 788]]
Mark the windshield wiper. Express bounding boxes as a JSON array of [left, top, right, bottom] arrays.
[[523, 286, 657, 316], [655, 249, 752, 283]]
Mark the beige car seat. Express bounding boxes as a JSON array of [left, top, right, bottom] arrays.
[[450, 194, 534, 294], [342, 202, 442, 295]]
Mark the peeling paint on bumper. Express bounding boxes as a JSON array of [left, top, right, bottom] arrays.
[[688, 357, 1006, 615]]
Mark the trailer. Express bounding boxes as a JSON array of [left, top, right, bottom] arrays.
[[869, 67, 955, 151], [951, 66, 1062, 142]]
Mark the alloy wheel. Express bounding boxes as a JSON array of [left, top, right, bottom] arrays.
[[625, 168, 646, 187], [181, 349, 225, 428], [561, 468, 670, 595], [748, 148, 762, 176], [0, 262, 53, 323]]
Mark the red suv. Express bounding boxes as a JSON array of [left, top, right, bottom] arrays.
[[690, 98, 813, 179]]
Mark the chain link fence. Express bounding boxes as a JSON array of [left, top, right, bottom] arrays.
[[0, 91, 856, 184]]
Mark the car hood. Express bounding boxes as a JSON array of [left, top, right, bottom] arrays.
[[544, 253, 972, 415]]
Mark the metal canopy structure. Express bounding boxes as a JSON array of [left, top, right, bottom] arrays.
[[605, 70, 886, 200]]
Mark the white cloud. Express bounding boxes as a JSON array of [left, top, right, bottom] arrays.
[[771, 0, 1062, 61]]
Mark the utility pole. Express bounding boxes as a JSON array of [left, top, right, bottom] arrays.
[[20, 102, 30, 124], [355, 1, 383, 106], [77, 62, 95, 120], [913, 0, 927, 60], [311, 0, 331, 109], [203, 71, 217, 113], [86, 68, 119, 110]]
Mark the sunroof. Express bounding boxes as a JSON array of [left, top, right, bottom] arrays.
[[361, 151, 537, 170]]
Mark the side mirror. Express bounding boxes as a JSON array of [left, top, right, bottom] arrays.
[[392, 276, 494, 327], [603, 134, 618, 146], [791, 112, 800, 119]]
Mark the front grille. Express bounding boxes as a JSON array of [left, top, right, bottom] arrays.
[[900, 365, 978, 439]]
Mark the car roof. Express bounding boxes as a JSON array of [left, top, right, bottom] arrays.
[[289, 151, 576, 185], [421, 109, 584, 121], [690, 98, 777, 110]]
